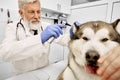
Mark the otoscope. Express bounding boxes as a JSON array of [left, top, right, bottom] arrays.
[[48, 20, 71, 43]]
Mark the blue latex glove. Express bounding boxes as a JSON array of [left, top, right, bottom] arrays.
[[70, 21, 81, 38], [41, 24, 65, 43]]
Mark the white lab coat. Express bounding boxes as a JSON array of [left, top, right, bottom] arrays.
[[0, 19, 70, 75]]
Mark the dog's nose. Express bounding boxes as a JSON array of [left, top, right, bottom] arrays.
[[85, 50, 100, 66]]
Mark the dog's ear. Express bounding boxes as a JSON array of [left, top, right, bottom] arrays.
[[70, 22, 81, 39], [111, 19, 120, 34], [72, 21, 81, 33]]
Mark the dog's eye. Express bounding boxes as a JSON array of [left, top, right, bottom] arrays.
[[82, 37, 89, 41], [101, 38, 108, 42]]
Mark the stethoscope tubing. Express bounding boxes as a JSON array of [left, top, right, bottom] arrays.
[[16, 18, 43, 40], [16, 18, 25, 40]]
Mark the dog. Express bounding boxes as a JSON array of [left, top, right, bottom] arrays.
[[57, 19, 120, 80]]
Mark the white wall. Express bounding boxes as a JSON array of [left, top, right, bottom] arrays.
[[0, 0, 20, 43], [68, 0, 120, 24], [0, 0, 18, 10], [111, 0, 120, 22], [68, 4, 107, 23], [71, 0, 100, 5], [0, 1, 21, 80], [0, 9, 7, 43], [0, 9, 16, 80]]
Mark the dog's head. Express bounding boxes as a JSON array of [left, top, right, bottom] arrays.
[[69, 19, 120, 74]]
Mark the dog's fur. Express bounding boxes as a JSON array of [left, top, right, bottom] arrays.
[[57, 19, 120, 80]]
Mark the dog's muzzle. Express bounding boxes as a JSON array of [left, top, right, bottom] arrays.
[[85, 50, 100, 74], [86, 50, 100, 66]]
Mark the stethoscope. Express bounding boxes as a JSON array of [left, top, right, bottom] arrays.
[[16, 19, 71, 42], [16, 18, 43, 40]]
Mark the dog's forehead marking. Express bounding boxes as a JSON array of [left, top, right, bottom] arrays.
[[95, 28, 109, 39], [82, 27, 109, 39], [83, 28, 94, 37], [81, 21, 111, 31], [81, 21, 113, 35]]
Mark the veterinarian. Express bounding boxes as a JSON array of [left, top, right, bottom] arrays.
[[97, 46, 120, 80], [0, 0, 78, 79]]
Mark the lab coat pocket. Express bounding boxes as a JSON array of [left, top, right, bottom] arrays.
[[12, 57, 37, 74], [12, 53, 49, 74]]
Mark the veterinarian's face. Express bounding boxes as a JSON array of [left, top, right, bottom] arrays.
[[69, 21, 120, 74], [19, 1, 41, 30], [19, 1, 41, 25]]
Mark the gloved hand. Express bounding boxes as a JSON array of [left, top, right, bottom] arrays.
[[70, 21, 81, 38], [41, 24, 65, 44]]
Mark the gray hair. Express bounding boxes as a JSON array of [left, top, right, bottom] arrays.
[[18, 0, 40, 9]]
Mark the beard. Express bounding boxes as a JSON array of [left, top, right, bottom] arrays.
[[24, 18, 41, 30]]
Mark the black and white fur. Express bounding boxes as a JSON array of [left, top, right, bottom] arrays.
[[57, 19, 120, 80]]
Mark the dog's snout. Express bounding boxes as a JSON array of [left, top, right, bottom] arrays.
[[85, 50, 100, 66]]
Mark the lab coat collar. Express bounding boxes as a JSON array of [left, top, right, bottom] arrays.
[[20, 19, 43, 36]]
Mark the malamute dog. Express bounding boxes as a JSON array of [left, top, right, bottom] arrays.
[[57, 19, 120, 80]]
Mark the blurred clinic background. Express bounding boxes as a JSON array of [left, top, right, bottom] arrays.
[[0, 0, 120, 80]]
